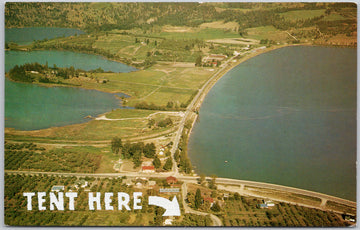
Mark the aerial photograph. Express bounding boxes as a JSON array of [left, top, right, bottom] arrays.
[[4, 2, 357, 227]]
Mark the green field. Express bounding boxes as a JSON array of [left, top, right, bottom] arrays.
[[153, 28, 241, 40], [279, 9, 326, 21], [245, 26, 288, 42], [322, 13, 347, 21], [105, 109, 155, 119]]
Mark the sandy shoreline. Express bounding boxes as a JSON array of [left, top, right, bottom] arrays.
[[186, 43, 305, 148]]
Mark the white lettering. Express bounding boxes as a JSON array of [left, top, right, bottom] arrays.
[[38, 192, 46, 211], [50, 192, 64, 211], [88, 192, 101, 210], [133, 192, 142, 210], [65, 192, 78, 211], [104, 193, 113, 210], [118, 192, 130, 211], [23, 192, 35, 211]]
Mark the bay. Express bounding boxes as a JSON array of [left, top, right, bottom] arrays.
[[5, 50, 137, 73], [188, 46, 356, 201], [5, 27, 85, 45], [5, 49, 136, 130], [5, 78, 128, 131]]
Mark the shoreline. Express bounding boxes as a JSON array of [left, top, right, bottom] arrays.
[[184, 43, 356, 202], [186, 43, 303, 147]]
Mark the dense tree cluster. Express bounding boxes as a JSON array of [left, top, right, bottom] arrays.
[[6, 62, 97, 84], [135, 101, 186, 111], [111, 137, 157, 168], [175, 130, 193, 174]]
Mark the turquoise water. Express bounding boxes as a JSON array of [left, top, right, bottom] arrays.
[[188, 46, 356, 201], [5, 46, 136, 130], [5, 50, 137, 73], [5, 27, 85, 45], [5, 78, 128, 130]]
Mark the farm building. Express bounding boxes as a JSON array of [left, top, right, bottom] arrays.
[[51, 185, 64, 192], [142, 165, 155, 173], [166, 176, 178, 185]]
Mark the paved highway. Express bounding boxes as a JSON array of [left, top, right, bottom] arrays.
[[5, 170, 355, 214], [169, 54, 238, 176]]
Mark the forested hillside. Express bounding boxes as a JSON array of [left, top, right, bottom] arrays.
[[5, 2, 357, 38]]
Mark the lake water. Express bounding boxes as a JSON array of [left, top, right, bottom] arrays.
[[188, 46, 356, 201], [5, 27, 86, 45], [5, 42, 136, 130], [5, 50, 137, 73], [5, 78, 128, 130]]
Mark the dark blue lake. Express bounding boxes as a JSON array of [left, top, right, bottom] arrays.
[[188, 46, 356, 201]]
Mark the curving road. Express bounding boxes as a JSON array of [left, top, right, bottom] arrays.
[[169, 55, 238, 176]]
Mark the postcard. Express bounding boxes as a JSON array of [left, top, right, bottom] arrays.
[[4, 2, 357, 226]]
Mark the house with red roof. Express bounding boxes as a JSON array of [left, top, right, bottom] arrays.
[[166, 176, 178, 185], [142, 165, 155, 173]]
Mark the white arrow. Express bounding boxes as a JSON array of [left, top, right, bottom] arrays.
[[148, 196, 180, 216]]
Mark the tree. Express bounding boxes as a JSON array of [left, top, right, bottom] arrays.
[[122, 141, 132, 159], [111, 137, 123, 155], [194, 188, 202, 209], [208, 174, 217, 189], [132, 151, 142, 168], [211, 202, 221, 212], [157, 118, 173, 128], [153, 156, 161, 169], [186, 192, 195, 206], [165, 150, 171, 157], [163, 158, 173, 171], [234, 192, 240, 200], [166, 101, 174, 108], [199, 174, 206, 185], [148, 119, 155, 128], [144, 143, 156, 158], [195, 55, 202, 67], [174, 149, 180, 163]]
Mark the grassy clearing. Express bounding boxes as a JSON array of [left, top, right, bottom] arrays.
[[199, 21, 239, 31], [105, 109, 155, 119], [87, 65, 213, 107], [279, 9, 326, 21], [6, 119, 159, 141], [154, 28, 241, 40], [139, 87, 196, 107], [159, 67, 217, 89], [245, 26, 288, 42], [322, 13, 347, 21], [98, 70, 167, 86]]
